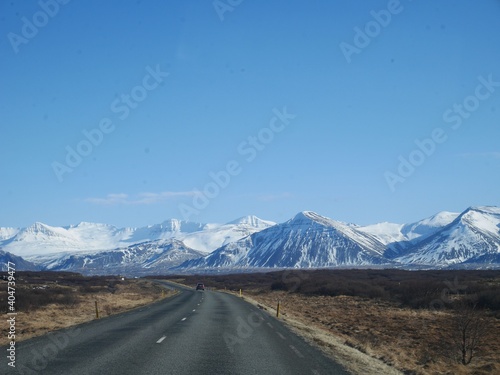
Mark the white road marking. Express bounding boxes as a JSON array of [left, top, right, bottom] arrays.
[[181, 317, 187, 321], [289, 345, 304, 358], [267, 322, 274, 329], [276, 332, 286, 340], [312, 370, 321, 375], [192, 309, 196, 312], [156, 336, 166, 344]]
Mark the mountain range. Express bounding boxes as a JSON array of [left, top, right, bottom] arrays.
[[1, 206, 499, 275], [0, 215, 275, 257]]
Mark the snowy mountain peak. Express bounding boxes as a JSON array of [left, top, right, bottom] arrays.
[[456, 206, 500, 236], [288, 211, 357, 235], [424, 211, 461, 226], [226, 215, 276, 228], [158, 219, 205, 233], [157, 219, 182, 232], [400, 211, 460, 241], [290, 211, 336, 226], [463, 206, 500, 216], [28, 222, 50, 231], [21, 222, 65, 237]]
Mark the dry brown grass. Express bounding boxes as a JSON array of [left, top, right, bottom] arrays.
[[0, 278, 174, 346], [241, 290, 500, 375]]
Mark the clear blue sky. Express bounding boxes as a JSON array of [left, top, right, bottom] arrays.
[[1, 0, 499, 229]]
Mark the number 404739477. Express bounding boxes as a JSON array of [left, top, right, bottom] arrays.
[[7, 262, 16, 312]]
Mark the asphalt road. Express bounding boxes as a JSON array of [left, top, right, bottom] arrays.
[[4, 281, 349, 375]]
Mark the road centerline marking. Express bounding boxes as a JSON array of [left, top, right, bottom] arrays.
[[289, 345, 304, 358], [276, 332, 286, 340], [156, 336, 166, 344], [181, 317, 187, 321]]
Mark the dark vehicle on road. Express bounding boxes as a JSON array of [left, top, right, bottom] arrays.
[[196, 283, 205, 291]]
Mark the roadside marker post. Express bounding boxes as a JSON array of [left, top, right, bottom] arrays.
[[240, 289, 242, 297], [276, 300, 280, 318], [95, 300, 99, 319]]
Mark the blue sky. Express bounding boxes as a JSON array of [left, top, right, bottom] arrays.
[[1, 0, 500, 229]]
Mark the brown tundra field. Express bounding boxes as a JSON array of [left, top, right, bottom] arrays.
[[157, 269, 500, 375]]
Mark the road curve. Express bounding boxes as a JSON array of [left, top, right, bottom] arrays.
[[3, 281, 349, 374]]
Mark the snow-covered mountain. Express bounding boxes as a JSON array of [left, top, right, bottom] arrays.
[[358, 211, 459, 245], [31, 240, 205, 276], [0, 216, 276, 258], [2, 222, 120, 257], [394, 206, 500, 266], [0, 249, 41, 271], [400, 211, 460, 241], [0, 227, 19, 241], [2, 207, 499, 274], [177, 211, 390, 270], [358, 211, 460, 259], [180, 216, 275, 253], [226, 215, 275, 228]]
